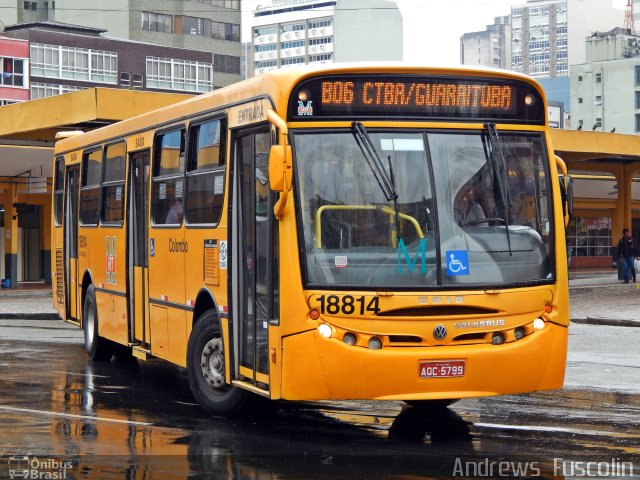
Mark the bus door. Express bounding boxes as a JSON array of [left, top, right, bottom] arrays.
[[127, 151, 150, 345], [64, 165, 80, 321], [231, 128, 277, 387]]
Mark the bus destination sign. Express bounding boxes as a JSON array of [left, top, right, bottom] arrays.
[[288, 74, 545, 124]]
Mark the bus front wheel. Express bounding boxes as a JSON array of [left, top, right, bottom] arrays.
[[83, 284, 114, 361], [404, 399, 459, 409], [187, 311, 247, 417]]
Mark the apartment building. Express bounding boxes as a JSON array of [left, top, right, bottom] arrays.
[[511, 0, 623, 79], [249, 0, 402, 77], [460, 16, 512, 70]]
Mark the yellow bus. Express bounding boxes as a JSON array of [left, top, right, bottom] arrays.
[[52, 65, 571, 417]]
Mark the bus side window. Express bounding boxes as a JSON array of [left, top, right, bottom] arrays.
[[101, 142, 126, 225], [80, 148, 102, 226], [185, 118, 226, 225], [153, 129, 185, 225]]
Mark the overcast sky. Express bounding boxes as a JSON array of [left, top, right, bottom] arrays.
[[243, 0, 627, 65]]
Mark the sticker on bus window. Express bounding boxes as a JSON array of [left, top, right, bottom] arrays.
[[115, 186, 122, 202], [176, 180, 184, 199], [219, 240, 228, 269], [446, 250, 469, 276], [159, 182, 167, 200], [214, 175, 224, 195], [334, 256, 348, 268]]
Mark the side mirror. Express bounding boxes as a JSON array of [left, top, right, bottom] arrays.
[[268, 144, 292, 192]]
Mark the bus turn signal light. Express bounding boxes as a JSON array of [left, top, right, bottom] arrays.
[[309, 309, 320, 320]]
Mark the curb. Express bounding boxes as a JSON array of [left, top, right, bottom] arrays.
[[571, 318, 640, 327], [0, 313, 61, 320]]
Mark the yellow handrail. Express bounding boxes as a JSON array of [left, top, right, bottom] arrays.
[[314, 204, 424, 248]]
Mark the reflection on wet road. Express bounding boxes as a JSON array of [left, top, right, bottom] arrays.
[[0, 319, 638, 479]]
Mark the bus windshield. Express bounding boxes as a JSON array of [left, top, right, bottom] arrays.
[[294, 129, 552, 288]]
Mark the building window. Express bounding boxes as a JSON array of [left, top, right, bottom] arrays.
[[636, 113, 640, 132], [23, 1, 29, 9], [30, 82, 85, 99], [309, 37, 332, 46], [254, 60, 276, 70], [281, 40, 304, 49], [309, 53, 332, 63], [213, 54, 240, 74], [30, 43, 117, 84], [281, 56, 305, 66], [578, 75, 583, 82], [30, 1, 37, 10], [254, 26, 277, 36], [142, 11, 172, 33], [1, 58, 25, 87], [595, 73, 602, 83], [210, 21, 240, 41], [146, 56, 213, 92], [578, 97, 583, 104], [309, 19, 332, 29], [566, 217, 611, 257], [281, 23, 304, 33], [635, 91, 640, 109], [255, 44, 276, 53], [595, 117, 602, 128], [594, 95, 602, 105]]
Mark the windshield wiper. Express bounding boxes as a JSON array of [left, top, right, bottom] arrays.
[[483, 122, 513, 256], [351, 121, 401, 245]]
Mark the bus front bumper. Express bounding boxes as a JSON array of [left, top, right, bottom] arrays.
[[280, 322, 567, 401]]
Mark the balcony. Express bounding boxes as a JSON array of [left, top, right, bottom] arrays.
[[308, 26, 334, 39]]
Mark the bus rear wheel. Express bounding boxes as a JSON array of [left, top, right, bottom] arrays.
[[83, 284, 115, 361], [187, 311, 247, 417]]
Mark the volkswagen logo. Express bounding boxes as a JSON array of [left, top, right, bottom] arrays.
[[433, 324, 447, 340]]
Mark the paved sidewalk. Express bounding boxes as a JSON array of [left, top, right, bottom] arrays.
[[0, 270, 637, 326]]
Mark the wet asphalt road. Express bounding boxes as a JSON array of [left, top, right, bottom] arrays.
[[0, 319, 638, 479]]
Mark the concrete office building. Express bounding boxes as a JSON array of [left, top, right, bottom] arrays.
[[0, 0, 241, 88], [249, 0, 402, 77], [460, 16, 511, 70], [511, 0, 623, 79], [570, 27, 640, 134]]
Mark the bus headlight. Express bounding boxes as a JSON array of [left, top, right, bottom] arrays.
[[533, 318, 545, 330], [317, 324, 332, 338]]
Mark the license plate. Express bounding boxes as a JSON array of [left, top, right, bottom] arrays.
[[418, 360, 465, 378]]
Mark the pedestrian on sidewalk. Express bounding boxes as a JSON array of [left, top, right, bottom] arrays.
[[616, 228, 637, 283]]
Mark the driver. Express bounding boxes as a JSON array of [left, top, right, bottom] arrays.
[[454, 186, 487, 226]]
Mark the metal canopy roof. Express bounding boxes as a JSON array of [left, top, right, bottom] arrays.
[[0, 88, 193, 180]]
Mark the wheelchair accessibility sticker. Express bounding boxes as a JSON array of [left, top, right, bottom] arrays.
[[446, 250, 469, 276]]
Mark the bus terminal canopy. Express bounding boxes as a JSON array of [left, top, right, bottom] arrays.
[[0, 88, 193, 179]]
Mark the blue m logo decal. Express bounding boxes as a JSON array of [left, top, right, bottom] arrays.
[[397, 238, 427, 273]]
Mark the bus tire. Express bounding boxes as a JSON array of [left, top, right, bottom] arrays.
[[404, 399, 459, 409], [187, 311, 248, 417], [83, 284, 114, 361]]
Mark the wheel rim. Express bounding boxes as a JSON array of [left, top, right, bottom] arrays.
[[200, 336, 226, 392], [85, 297, 95, 349]]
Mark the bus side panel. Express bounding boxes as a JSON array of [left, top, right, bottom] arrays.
[[148, 227, 187, 364], [93, 226, 128, 345], [183, 227, 229, 322]]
